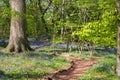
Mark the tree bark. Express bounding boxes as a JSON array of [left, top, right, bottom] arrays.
[[78, 45, 83, 54], [89, 42, 95, 57], [61, 0, 66, 40], [116, 0, 120, 76], [90, 45, 95, 57], [5, 0, 32, 53]]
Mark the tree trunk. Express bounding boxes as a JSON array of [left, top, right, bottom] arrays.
[[89, 42, 95, 57], [116, 24, 120, 76], [116, 0, 120, 76], [5, 0, 32, 53], [66, 38, 70, 52], [41, 15, 49, 33], [61, 0, 66, 40], [78, 46, 83, 54], [78, 41, 83, 54], [90, 45, 95, 57]]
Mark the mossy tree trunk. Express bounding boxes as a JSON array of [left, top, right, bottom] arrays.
[[5, 0, 32, 53]]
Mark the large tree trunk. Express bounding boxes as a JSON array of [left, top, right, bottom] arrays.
[[116, 0, 120, 76], [5, 0, 32, 53]]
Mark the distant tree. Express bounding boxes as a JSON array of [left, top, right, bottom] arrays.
[[5, 0, 32, 52]]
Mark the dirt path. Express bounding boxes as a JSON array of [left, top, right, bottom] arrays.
[[44, 53, 96, 80]]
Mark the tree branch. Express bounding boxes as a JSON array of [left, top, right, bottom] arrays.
[[38, 0, 52, 15], [43, 0, 52, 14]]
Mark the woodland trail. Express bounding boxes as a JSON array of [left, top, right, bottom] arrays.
[[44, 53, 97, 80]]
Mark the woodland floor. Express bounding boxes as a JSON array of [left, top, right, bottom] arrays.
[[43, 53, 97, 80]]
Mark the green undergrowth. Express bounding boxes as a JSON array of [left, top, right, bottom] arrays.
[[0, 52, 69, 79], [69, 50, 115, 59], [78, 54, 120, 80], [67, 50, 119, 80], [39, 46, 66, 52], [0, 47, 3, 50], [69, 51, 92, 59], [39, 46, 119, 80]]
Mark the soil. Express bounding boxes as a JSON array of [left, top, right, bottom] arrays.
[[43, 53, 96, 80]]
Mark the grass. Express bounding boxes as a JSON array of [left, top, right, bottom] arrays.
[[69, 49, 116, 59], [0, 47, 3, 50], [38, 46, 120, 80], [62, 47, 119, 80], [0, 52, 69, 79], [67, 51, 119, 80], [79, 54, 120, 80], [39, 45, 67, 52], [0, 46, 119, 80]]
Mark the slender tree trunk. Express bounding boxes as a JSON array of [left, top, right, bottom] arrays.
[[78, 45, 83, 54], [90, 46, 94, 57], [80, 46, 83, 54], [66, 38, 70, 52], [61, 0, 66, 40], [61, 28, 64, 40], [37, 0, 52, 38], [5, 0, 32, 53], [52, 4, 58, 46], [66, 41, 70, 52], [116, 24, 120, 76], [116, 0, 120, 76], [69, 40, 74, 52], [89, 43, 95, 57], [41, 15, 49, 33], [35, 15, 40, 39], [77, 41, 83, 54]]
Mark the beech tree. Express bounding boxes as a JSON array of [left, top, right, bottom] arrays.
[[5, 0, 32, 52]]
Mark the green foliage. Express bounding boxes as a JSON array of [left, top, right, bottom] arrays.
[[72, 0, 117, 47], [0, 0, 117, 47], [0, 0, 119, 79], [0, 1, 10, 38]]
